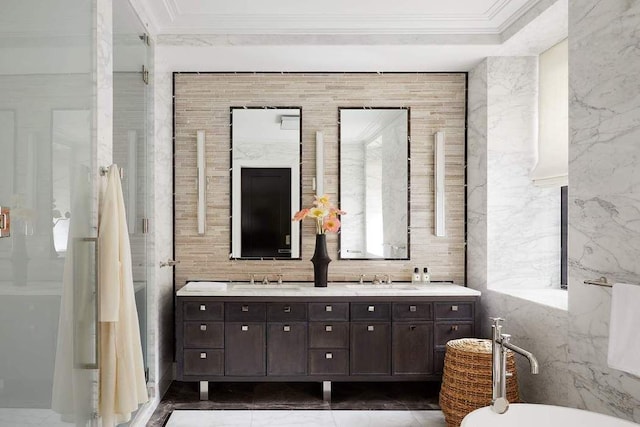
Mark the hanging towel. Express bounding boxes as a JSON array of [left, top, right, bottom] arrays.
[[98, 164, 148, 426], [607, 283, 640, 378]]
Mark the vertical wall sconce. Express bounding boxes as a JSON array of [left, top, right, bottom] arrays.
[[434, 131, 446, 237], [315, 131, 324, 196], [197, 130, 206, 235], [127, 130, 137, 234]]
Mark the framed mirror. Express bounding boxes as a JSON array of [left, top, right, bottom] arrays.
[[230, 107, 301, 259], [339, 107, 410, 259]]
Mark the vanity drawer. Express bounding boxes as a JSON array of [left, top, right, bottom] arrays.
[[309, 302, 349, 321], [434, 322, 474, 346], [309, 349, 349, 376], [434, 302, 473, 320], [183, 322, 224, 348], [392, 303, 433, 321], [351, 303, 391, 321], [309, 322, 349, 349], [267, 302, 307, 322], [225, 302, 266, 322], [183, 349, 224, 376], [184, 301, 224, 321]]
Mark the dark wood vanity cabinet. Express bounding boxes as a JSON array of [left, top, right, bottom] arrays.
[[176, 295, 478, 383]]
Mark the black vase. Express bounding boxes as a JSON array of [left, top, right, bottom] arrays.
[[311, 234, 331, 287]]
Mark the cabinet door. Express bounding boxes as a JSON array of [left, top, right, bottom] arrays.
[[225, 322, 265, 376], [392, 322, 433, 375], [350, 322, 391, 375], [267, 322, 307, 376]]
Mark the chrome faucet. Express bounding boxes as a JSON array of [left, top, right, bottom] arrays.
[[262, 275, 270, 285], [490, 317, 539, 414], [372, 274, 382, 285], [382, 274, 392, 284], [359, 274, 366, 284], [249, 274, 255, 284], [277, 274, 283, 285]]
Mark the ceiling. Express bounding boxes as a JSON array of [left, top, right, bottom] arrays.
[[130, 0, 568, 71], [133, 0, 541, 36]]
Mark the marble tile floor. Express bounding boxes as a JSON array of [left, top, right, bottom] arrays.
[[148, 381, 442, 427], [165, 409, 447, 427]]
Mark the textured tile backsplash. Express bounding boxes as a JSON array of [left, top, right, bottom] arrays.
[[173, 73, 466, 288]]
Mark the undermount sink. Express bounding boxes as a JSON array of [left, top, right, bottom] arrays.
[[233, 284, 301, 289], [345, 284, 419, 290]]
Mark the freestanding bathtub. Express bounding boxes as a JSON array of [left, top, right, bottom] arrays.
[[461, 403, 639, 427]]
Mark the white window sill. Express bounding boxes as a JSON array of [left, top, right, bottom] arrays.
[[492, 288, 568, 311]]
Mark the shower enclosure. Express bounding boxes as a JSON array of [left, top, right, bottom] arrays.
[[0, 0, 150, 425]]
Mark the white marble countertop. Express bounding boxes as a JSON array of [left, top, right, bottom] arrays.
[[177, 281, 481, 297]]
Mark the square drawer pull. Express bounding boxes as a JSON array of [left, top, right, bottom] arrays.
[[241, 325, 249, 331], [368, 305, 375, 312], [367, 325, 375, 332], [451, 325, 459, 331], [325, 305, 332, 312], [241, 305, 249, 312], [283, 325, 291, 332], [325, 325, 333, 332], [409, 305, 417, 312], [410, 325, 417, 330], [199, 304, 206, 311], [200, 324, 207, 331], [284, 306, 291, 313], [451, 305, 459, 312], [200, 352, 207, 359], [325, 352, 333, 359]]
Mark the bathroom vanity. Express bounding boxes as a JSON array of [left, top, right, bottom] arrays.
[[175, 282, 480, 399]]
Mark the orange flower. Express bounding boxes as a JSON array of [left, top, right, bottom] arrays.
[[323, 217, 341, 233], [313, 194, 330, 207], [292, 208, 310, 221]]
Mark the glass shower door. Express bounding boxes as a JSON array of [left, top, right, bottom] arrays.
[[0, 1, 97, 426]]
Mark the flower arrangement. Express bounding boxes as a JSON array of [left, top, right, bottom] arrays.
[[293, 194, 346, 235]]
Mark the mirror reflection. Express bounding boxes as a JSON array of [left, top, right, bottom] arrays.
[[230, 107, 301, 259], [339, 108, 409, 259]]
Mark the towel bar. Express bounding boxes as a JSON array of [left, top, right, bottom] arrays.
[[584, 277, 611, 287]]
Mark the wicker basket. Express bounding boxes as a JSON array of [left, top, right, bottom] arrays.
[[439, 338, 519, 427]]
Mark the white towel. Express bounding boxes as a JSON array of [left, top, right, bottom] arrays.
[[607, 283, 640, 377]]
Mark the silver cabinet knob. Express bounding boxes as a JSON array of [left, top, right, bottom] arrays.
[[325, 305, 332, 312], [325, 352, 333, 359], [241, 325, 249, 331], [199, 304, 206, 311], [451, 305, 459, 312], [241, 305, 249, 312], [451, 325, 459, 331], [283, 325, 291, 332], [409, 305, 417, 312], [325, 325, 333, 332], [284, 306, 291, 313], [367, 325, 375, 332], [200, 352, 207, 359], [368, 305, 375, 312], [200, 324, 207, 331]]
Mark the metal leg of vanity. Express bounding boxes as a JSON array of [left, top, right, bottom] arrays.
[[322, 381, 331, 402], [199, 381, 208, 400]]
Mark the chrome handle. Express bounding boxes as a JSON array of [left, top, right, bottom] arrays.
[[284, 306, 291, 313], [200, 352, 207, 359], [368, 305, 375, 312], [409, 305, 417, 312], [325, 325, 333, 332], [200, 324, 207, 331], [367, 325, 375, 332], [73, 237, 99, 370], [451, 305, 459, 312], [241, 325, 249, 331], [451, 325, 459, 331], [325, 305, 332, 312], [325, 352, 333, 359], [160, 259, 179, 268], [283, 325, 291, 332], [410, 325, 416, 330], [241, 305, 249, 312], [200, 304, 206, 311]]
